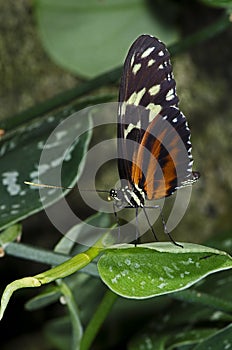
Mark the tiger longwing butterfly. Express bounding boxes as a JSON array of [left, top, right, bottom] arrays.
[[109, 34, 199, 245]]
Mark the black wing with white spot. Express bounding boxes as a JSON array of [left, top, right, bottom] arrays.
[[117, 34, 199, 199]]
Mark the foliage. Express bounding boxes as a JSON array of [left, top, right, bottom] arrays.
[[35, 0, 179, 77], [1, 1, 232, 350]]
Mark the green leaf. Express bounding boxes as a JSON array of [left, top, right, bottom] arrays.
[[193, 323, 232, 350], [0, 224, 22, 246], [97, 243, 232, 299], [167, 328, 220, 350], [128, 328, 217, 350], [173, 289, 232, 314], [0, 110, 92, 231], [25, 286, 61, 311], [199, 0, 232, 8], [35, 0, 178, 77]]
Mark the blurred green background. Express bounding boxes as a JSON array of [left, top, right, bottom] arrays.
[[1, 0, 232, 349]]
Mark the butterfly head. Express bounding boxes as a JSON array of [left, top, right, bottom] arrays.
[[109, 185, 145, 209], [109, 188, 124, 202]]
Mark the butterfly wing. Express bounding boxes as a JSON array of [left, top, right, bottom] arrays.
[[118, 34, 198, 199]]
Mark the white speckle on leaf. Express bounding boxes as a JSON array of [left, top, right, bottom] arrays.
[[48, 188, 56, 196], [163, 266, 174, 279], [111, 273, 121, 284], [0, 205, 6, 210], [125, 258, 131, 266], [180, 271, 190, 278], [121, 270, 129, 277], [127, 276, 134, 282], [224, 340, 231, 349], [64, 142, 76, 162], [158, 282, 167, 289], [12, 204, 20, 209], [37, 141, 44, 150], [0, 144, 7, 157], [171, 263, 180, 270], [51, 156, 63, 168], [210, 311, 223, 320], [195, 262, 200, 268], [134, 262, 140, 269], [39, 130, 68, 150], [10, 210, 19, 215], [56, 130, 67, 141], [20, 190, 26, 196], [2, 171, 21, 196], [180, 258, 194, 266]]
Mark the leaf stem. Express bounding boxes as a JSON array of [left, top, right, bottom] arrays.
[[34, 244, 102, 284], [80, 290, 118, 350]]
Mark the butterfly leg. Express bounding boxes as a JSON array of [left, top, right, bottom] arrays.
[[135, 206, 139, 246], [123, 205, 140, 245], [144, 205, 183, 248], [157, 205, 183, 248], [143, 207, 158, 242]]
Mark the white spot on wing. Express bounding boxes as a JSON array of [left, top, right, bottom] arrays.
[[141, 46, 155, 58], [158, 50, 164, 56], [127, 88, 146, 106], [132, 63, 141, 75], [148, 85, 160, 96], [124, 121, 141, 138], [166, 88, 175, 101], [146, 103, 162, 118], [130, 54, 135, 67], [147, 59, 155, 67]]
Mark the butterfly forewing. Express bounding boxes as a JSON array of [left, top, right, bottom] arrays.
[[117, 34, 197, 200]]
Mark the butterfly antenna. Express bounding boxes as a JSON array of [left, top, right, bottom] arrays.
[[24, 181, 74, 190], [24, 181, 109, 194]]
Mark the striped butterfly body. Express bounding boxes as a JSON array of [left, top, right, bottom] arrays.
[[109, 35, 199, 242]]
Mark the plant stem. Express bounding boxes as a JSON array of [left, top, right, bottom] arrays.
[[59, 281, 83, 350], [80, 290, 118, 350]]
